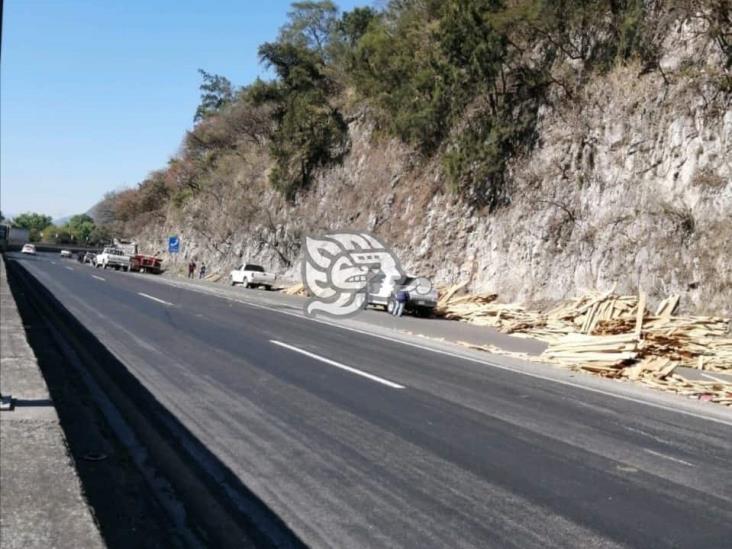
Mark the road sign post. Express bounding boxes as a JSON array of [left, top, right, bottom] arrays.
[[168, 236, 180, 253]]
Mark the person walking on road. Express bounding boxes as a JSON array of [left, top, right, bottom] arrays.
[[188, 260, 196, 279], [199, 262, 207, 279], [392, 287, 409, 317]]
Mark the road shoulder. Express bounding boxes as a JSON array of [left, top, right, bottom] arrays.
[[0, 256, 104, 549]]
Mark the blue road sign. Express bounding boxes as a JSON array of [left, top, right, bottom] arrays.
[[168, 236, 180, 253]]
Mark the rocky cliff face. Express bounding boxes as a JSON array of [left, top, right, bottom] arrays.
[[135, 18, 731, 316]]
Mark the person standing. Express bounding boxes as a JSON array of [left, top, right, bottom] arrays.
[[199, 262, 207, 279], [393, 287, 409, 317], [188, 260, 196, 279]]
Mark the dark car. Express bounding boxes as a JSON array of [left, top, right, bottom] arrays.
[[386, 276, 439, 317]]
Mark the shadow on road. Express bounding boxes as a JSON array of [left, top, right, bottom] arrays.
[[6, 257, 305, 549]]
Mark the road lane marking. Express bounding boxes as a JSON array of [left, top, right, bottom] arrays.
[[138, 292, 173, 306], [147, 279, 732, 427], [50, 261, 56, 264], [92, 275, 106, 282], [643, 449, 695, 467], [64, 266, 74, 271], [270, 340, 405, 389]]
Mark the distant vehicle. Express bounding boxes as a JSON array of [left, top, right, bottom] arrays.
[[94, 247, 130, 271], [0, 224, 8, 252], [230, 263, 276, 290], [82, 252, 97, 265], [21, 243, 36, 255], [60, 250, 72, 258], [369, 275, 437, 317], [113, 238, 138, 256], [9, 227, 30, 246], [129, 254, 163, 274]]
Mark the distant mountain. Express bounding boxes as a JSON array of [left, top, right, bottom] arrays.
[[53, 215, 73, 226]]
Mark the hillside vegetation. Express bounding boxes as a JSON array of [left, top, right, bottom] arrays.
[[91, 0, 732, 315]]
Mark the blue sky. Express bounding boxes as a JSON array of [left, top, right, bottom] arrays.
[[1, 0, 367, 220]]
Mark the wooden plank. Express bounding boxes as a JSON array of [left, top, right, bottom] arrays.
[[635, 291, 646, 339]]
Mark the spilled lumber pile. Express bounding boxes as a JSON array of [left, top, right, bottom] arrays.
[[281, 283, 308, 296], [436, 285, 732, 405]]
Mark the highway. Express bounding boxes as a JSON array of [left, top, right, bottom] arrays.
[[7, 252, 732, 548]]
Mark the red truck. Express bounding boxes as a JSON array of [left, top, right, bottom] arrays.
[[129, 254, 163, 274], [112, 239, 163, 274]]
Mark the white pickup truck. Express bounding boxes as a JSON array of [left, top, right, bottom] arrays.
[[94, 247, 131, 271], [230, 263, 276, 290]]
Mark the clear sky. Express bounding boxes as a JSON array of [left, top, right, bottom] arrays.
[[1, 0, 366, 220]]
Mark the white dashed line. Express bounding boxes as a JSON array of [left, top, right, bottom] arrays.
[[92, 275, 106, 282], [643, 449, 695, 467], [138, 292, 173, 306], [270, 340, 405, 389]]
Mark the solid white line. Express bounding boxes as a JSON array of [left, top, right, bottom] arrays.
[[270, 339, 405, 389], [138, 292, 173, 306], [92, 275, 106, 282], [643, 449, 695, 467], [159, 279, 732, 427]]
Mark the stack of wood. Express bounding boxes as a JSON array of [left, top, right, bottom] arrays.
[[281, 283, 308, 296], [542, 333, 640, 369], [435, 283, 538, 332], [437, 284, 732, 405]]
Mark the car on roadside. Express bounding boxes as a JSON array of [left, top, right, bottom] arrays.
[[60, 249, 72, 258], [368, 274, 438, 317], [21, 243, 36, 255], [230, 263, 276, 290], [388, 276, 439, 317]]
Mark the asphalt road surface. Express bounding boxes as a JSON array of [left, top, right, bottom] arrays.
[[8, 252, 732, 548]]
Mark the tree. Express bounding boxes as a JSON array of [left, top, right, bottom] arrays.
[[336, 7, 377, 48], [254, 40, 348, 199], [88, 191, 119, 225], [12, 212, 53, 242], [88, 224, 112, 246], [194, 69, 235, 122], [66, 214, 96, 242], [279, 1, 338, 54], [48, 225, 74, 244]]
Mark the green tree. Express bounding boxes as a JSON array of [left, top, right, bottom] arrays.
[[336, 7, 376, 48], [48, 225, 74, 244], [88, 224, 112, 246], [66, 214, 96, 242], [279, 1, 338, 54], [254, 38, 348, 199], [12, 212, 53, 242], [194, 69, 235, 122]]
